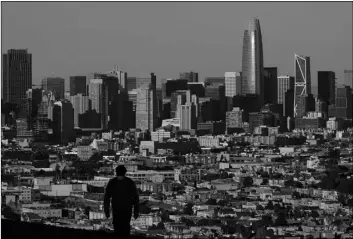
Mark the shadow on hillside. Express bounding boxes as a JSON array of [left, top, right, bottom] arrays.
[[1, 219, 151, 239]]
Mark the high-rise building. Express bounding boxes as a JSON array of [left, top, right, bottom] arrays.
[[318, 71, 335, 105], [179, 71, 198, 83], [42, 77, 65, 100], [70, 94, 89, 127], [241, 18, 264, 97], [205, 77, 225, 86], [105, 66, 128, 91], [136, 73, 156, 90], [334, 86, 352, 119], [2, 49, 32, 108], [187, 82, 205, 98], [165, 79, 188, 97], [180, 103, 196, 131], [294, 54, 311, 118], [33, 92, 50, 140], [52, 101, 74, 145], [344, 70, 353, 88], [264, 67, 278, 104], [170, 90, 190, 118], [136, 86, 157, 131], [126, 77, 137, 92], [88, 79, 109, 129], [70, 76, 86, 96], [277, 75, 295, 116], [225, 72, 242, 97], [226, 107, 245, 130]]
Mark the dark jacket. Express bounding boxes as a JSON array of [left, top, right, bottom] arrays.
[[104, 177, 139, 213]]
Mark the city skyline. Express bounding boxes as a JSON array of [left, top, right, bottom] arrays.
[[2, 2, 352, 89]]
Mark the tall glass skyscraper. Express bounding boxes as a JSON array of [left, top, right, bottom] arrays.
[[294, 54, 311, 117], [241, 18, 264, 96]]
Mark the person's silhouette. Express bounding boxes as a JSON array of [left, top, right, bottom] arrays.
[[104, 165, 139, 238]]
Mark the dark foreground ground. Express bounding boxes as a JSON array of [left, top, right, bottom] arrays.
[[1, 219, 153, 239]]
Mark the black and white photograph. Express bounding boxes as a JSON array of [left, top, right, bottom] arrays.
[[1, 1, 353, 239]]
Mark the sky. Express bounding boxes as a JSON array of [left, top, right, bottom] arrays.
[[2, 2, 352, 91]]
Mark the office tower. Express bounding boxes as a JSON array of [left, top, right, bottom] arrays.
[[318, 71, 335, 105], [226, 107, 245, 130], [205, 77, 225, 86], [25, 88, 43, 118], [170, 90, 190, 118], [187, 82, 205, 98], [136, 86, 157, 131], [179, 71, 198, 83], [205, 84, 226, 120], [344, 70, 353, 88], [78, 110, 102, 129], [294, 54, 311, 118], [315, 98, 328, 119], [93, 73, 119, 103], [136, 73, 157, 89], [70, 76, 87, 96], [16, 118, 33, 138], [2, 49, 32, 109], [52, 101, 74, 145], [191, 94, 199, 118], [249, 111, 275, 133], [199, 99, 221, 122], [241, 18, 264, 97], [70, 94, 89, 127], [109, 92, 132, 131], [165, 79, 188, 97], [33, 93, 50, 140], [180, 103, 196, 131], [42, 77, 65, 100], [225, 72, 242, 97], [277, 75, 294, 115], [128, 90, 138, 112], [334, 86, 352, 118], [284, 89, 294, 118], [264, 67, 278, 104], [126, 77, 137, 92], [105, 66, 128, 91], [88, 79, 109, 129]]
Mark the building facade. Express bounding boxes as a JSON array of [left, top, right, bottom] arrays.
[[277, 75, 295, 116], [241, 18, 264, 97], [2, 49, 32, 109], [70, 76, 86, 96], [318, 71, 335, 105], [136, 87, 157, 131], [42, 77, 65, 100], [70, 94, 89, 127], [179, 71, 198, 83], [225, 72, 242, 97], [294, 54, 311, 118]]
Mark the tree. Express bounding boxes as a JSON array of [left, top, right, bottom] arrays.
[[183, 203, 194, 215], [242, 176, 253, 188]]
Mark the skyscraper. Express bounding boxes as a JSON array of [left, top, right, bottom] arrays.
[[88, 79, 109, 129], [225, 72, 242, 97], [70, 76, 87, 96], [180, 103, 196, 131], [241, 18, 264, 97], [70, 94, 89, 127], [318, 71, 336, 105], [135, 86, 157, 131], [126, 77, 137, 92], [344, 70, 353, 88], [52, 101, 74, 145], [277, 75, 295, 115], [179, 71, 198, 83], [42, 77, 65, 100], [294, 54, 311, 118], [2, 49, 32, 107], [136, 73, 157, 90], [264, 67, 278, 104]]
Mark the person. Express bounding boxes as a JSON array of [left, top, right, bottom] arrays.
[[104, 165, 139, 238]]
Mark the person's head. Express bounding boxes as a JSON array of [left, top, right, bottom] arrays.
[[115, 165, 127, 177]]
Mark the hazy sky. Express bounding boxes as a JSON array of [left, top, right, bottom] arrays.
[[2, 2, 352, 89]]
